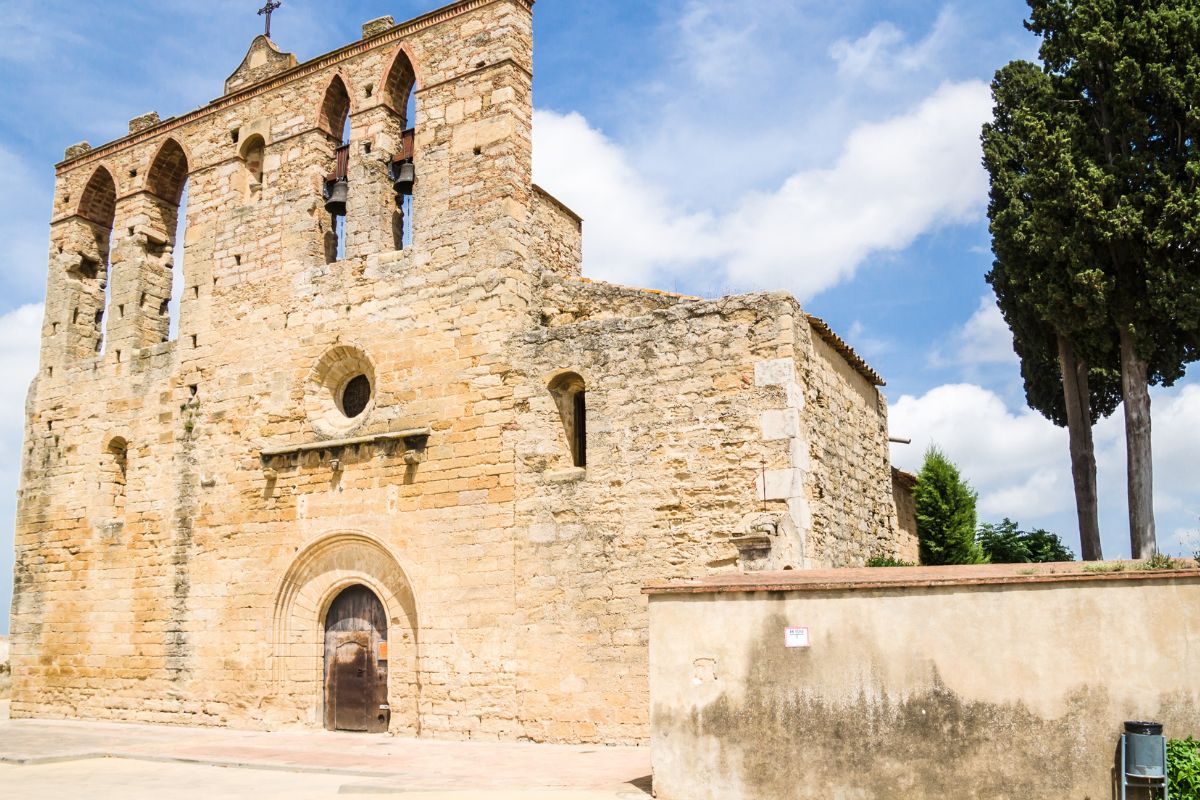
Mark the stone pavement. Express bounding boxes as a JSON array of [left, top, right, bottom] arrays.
[[0, 718, 652, 798]]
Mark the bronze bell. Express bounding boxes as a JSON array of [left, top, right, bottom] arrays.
[[324, 179, 348, 216], [392, 161, 416, 196]]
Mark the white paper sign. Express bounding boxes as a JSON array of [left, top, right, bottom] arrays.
[[785, 627, 810, 648]]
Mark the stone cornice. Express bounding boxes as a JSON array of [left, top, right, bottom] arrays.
[[56, 0, 533, 175]]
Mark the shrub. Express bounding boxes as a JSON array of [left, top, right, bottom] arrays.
[[977, 519, 1075, 563], [1169, 737, 1200, 799], [866, 556, 916, 568]]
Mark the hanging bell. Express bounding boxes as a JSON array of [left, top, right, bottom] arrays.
[[324, 179, 348, 216], [392, 161, 416, 196]]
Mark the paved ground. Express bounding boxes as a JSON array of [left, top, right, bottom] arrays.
[[0, 717, 652, 799]]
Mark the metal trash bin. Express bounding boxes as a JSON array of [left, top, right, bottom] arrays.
[[1120, 721, 1168, 799]]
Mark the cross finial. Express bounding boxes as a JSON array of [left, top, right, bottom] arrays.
[[258, 0, 282, 38]]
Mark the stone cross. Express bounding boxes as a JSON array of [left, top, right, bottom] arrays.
[[258, 0, 282, 38]]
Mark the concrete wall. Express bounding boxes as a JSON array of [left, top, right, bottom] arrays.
[[647, 565, 1200, 799]]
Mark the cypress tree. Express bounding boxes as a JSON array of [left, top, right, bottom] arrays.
[[914, 448, 986, 566]]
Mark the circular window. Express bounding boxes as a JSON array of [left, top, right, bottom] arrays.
[[306, 344, 377, 437], [341, 374, 371, 418]]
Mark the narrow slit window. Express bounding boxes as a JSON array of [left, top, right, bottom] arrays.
[[103, 437, 129, 518], [572, 390, 587, 468], [548, 372, 587, 470]]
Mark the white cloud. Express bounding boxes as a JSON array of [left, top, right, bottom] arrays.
[[0, 304, 42, 425], [723, 81, 992, 297], [846, 321, 895, 359], [0, 303, 43, 632], [533, 110, 718, 288], [830, 8, 959, 85], [930, 294, 1018, 368], [0, 145, 53, 298], [889, 382, 1200, 557], [677, 1, 765, 89], [1142, 384, 1200, 510], [533, 81, 992, 299], [0, 304, 43, 486], [889, 383, 1068, 517]]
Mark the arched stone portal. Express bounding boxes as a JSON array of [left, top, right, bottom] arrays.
[[272, 532, 419, 734]]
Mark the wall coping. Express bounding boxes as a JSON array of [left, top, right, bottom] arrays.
[[642, 561, 1200, 596]]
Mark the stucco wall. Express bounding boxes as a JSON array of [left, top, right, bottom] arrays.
[[647, 565, 1200, 799]]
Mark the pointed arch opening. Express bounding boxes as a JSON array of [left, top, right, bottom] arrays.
[[382, 50, 418, 251], [145, 138, 190, 343], [69, 166, 117, 358], [319, 75, 352, 263], [382, 50, 416, 128], [319, 75, 352, 140]]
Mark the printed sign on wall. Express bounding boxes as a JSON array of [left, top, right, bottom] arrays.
[[785, 627, 810, 648]]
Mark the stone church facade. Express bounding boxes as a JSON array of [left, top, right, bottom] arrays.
[[11, 0, 905, 744]]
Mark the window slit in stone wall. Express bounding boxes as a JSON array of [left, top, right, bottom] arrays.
[[102, 437, 128, 518], [548, 372, 588, 469], [573, 391, 587, 468]]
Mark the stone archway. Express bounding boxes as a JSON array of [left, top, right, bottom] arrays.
[[271, 531, 419, 734]]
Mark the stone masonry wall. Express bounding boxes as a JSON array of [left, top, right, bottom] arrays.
[[12, 0, 901, 745], [530, 185, 582, 278], [509, 287, 901, 742], [15, 0, 539, 738], [800, 326, 898, 565]]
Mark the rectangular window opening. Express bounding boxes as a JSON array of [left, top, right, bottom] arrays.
[[572, 391, 587, 468]]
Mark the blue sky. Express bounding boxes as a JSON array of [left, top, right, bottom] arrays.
[[0, 0, 1197, 633]]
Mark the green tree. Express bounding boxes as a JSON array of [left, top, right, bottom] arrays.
[[977, 519, 1030, 563], [915, 448, 986, 565], [985, 1, 1200, 558], [984, 59, 1122, 562], [1023, 528, 1075, 563], [978, 518, 1075, 563]]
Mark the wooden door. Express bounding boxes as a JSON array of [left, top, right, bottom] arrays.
[[324, 585, 389, 733]]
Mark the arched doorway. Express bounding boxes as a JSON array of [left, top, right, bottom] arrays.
[[323, 584, 389, 733]]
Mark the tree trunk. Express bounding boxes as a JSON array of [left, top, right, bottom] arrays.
[[1118, 326, 1156, 558], [1057, 335, 1103, 561]]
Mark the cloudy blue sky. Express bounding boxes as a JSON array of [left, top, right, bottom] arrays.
[[0, 0, 1197, 632]]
